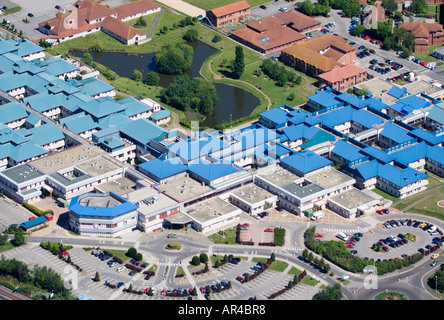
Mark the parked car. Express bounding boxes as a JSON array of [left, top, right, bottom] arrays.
[[279, 7, 288, 12], [431, 260, 438, 267], [260, 5, 267, 9]]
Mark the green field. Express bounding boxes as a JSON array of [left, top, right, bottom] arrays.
[[183, 0, 270, 10]]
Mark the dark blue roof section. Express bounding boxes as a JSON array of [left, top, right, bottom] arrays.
[[331, 140, 367, 163], [69, 192, 139, 218], [280, 150, 332, 174], [20, 216, 48, 229], [188, 159, 239, 181], [138, 157, 188, 181], [387, 86, 408, 99], [315, 105, 384, 129]]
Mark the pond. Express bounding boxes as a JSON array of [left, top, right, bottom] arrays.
[[70, 41, 259, 127]]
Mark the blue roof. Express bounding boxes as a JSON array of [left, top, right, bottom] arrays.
[[69, 192, 138, 218], [0, 101, 28, 124], [408, 128, 444, 145], [20, 216, 48, 229], [347, 159, 380, 180], [34, 57, 78, 77], [307, 91, 343, 109], [331, 140, 367, 162], [116, 96, 152, 117], [59, 113, 99, 134], [138, 157, 188, 181], [150, 108, 171, 121], [428, 103, 444, 125], [389, 95, 431, 115], [0, 38, 17, 55], [378, 163, 427, 188], [391, 141, 444, 166], [188, 159, 239, 181], [280, 150, 332, 174], [361, 145, 395, 164], [167, 135, 229, 161], [379, 121, 413, 145], [259, 105, 300, 126], [315, 105, 384, 129], [11, 39, 43, 58], [387, 86, 408, 99], [79, 96, 126, 120], [120, 118, 169, 146], [74, 77, 115, 97], [28, 123, 65, 146]]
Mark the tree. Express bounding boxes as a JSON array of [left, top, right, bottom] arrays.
[[183, 28, 199, 42], [270, 252, 275, 262], [134, 252, 143, 261], [382, 0, 398, 14], [133, 69, 143, 82], [342, 0, 361, 18], [12, 233, 24, 246], [145, 71, 160, 86], [135, 16, 146, 27], [199, 253, 208, 264], [82, 52, 92, 65], [410, 0, 427, 13], [156, 42, 193, 75], [90, 40, 104, 52], [299, 0, 313, 16], [191, 256, 201, 266], [126, 247, 137, 258], [94, 271, 100, 282], [312, 283, 343, 300], [232, 45, 245, 79], [302, 249, 309, 260]]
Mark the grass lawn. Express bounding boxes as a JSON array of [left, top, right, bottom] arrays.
[[183, 0, 270, 10], [371, 188, 399, 203], [268, 260, 289, 272], [408, 194, 444, 219], [208, 226, 238, 244], [101, 249, 130, 261], [394, 185, 444, 211], [2, 6, 22, 15], [0, 242, 16, 253]]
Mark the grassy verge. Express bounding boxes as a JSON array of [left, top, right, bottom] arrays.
[[371, 188, 399, 203]]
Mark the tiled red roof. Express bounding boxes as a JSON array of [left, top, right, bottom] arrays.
[[209, 0, 250, 18]]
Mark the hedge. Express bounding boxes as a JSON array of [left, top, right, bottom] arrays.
[[22, 202, 54, 217]]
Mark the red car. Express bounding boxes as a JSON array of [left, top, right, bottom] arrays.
[[345, 244, 354, 248], [382, 246, 389, 252], [236, 276, 244, 283], [265, 228, 274, 232], [315, 233, 324, 237], [377, 209, 384, 215]]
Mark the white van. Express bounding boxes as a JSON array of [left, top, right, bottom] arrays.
[[337, 232, 349, 241], [311, 211, 325, 221], [116, 266, 126, 273]]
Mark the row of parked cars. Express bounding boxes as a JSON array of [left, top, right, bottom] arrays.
[[407, 56, 437, 70]]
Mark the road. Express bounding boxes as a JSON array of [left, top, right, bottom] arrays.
[[19, 209, 444, 301]]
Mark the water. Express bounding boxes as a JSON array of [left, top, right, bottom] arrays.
[[70, 41, 259, 126]]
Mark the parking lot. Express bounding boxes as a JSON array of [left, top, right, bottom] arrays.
[[321, 217, 443, 261], [0, 198, 33, 233]]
